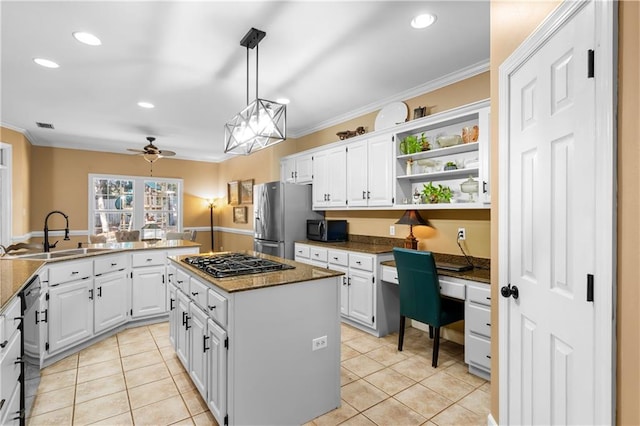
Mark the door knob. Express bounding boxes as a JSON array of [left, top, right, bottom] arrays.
[[501, 284, 519, 300]]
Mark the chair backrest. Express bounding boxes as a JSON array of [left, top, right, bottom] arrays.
[[165, 230, 197, 241], [392, 247, 443, 326], [115, 230, 140, 242], [89, 234, 107, 243]]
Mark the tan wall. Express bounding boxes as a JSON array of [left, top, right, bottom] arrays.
[[0, 127, 32, 237], [617, 1, 640, 424], [28, 146, 218, 251], [490, 1, 640, 424]]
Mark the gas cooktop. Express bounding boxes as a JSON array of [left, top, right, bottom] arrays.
[[182, 253, 295, 278]]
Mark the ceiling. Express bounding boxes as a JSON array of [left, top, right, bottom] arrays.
[[0, 1, 489, 163]]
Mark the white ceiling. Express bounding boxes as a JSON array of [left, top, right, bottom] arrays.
[[0, 1, 489, 163]]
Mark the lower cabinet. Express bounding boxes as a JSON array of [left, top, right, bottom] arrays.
[[94, 271, 128, 334], [206, 318, 227, 423], [464, 282, 492, 380], [0, 298, 22, 425], [48, 279, 94, 353], [188, 303, 208, 396], [131, 266, 166, 318], [176, 291, 190, 366]]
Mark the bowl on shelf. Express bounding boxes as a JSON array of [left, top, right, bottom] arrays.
[[460, 177, 479, 201], [436, 135, 463, 148]]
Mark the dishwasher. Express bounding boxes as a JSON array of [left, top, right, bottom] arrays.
[[20, 275, 41, 424]]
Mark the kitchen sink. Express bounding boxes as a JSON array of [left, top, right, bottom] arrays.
[[12, 248, 113, 260]]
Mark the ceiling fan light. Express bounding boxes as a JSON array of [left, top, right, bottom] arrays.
[[143, 152, 159, 163], [137, 101, 155, 109], [33, 58, 60, 68], [73, 31, 102, 46], [411, 13, 437, 29]]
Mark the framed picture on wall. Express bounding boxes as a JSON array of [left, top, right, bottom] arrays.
[[233, 206, 247, 223], [227, 181, 239, 205], [240, 179, 254, 204]]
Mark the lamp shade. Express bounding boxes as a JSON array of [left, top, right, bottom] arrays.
[[395, 210, 431, 227], [224, 98, 287, 155]]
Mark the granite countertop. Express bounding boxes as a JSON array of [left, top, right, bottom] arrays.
[[0, 258, 45, 311], [0, 240, 201, 311], [169, 251, 344, 294]]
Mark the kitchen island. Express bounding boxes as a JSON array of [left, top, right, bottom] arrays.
[[168, 252, 343, 426]]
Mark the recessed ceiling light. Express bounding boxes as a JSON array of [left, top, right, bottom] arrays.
[[276, 98, 290, 105], [137, 102, 155, 109], [33, 58, 60, 68], [73, 31, 102, 46], [411, 13, 437, 29]]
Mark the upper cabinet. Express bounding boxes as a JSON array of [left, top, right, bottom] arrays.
[[281, 99, 490, 210]]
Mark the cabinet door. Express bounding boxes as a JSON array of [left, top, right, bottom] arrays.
[[281, 158, 296, 183], [348, 271, 375, 327], [207, 318, 227, 425], [189, 303, 208, 396], [176, 291, 190, 367], [48, 280, 94, 353], [312, 151, 329, 208], [94, 271, 129, 334], [367, 134, 394, 206], [327, 146, 347, 207], [477, 106, 491, 203], [329, 265, 349, 316], [168, 283, 178, 348], [346, 140, 369, 207], [295, 154, 313, 183], [131, 266, 166, 318], [166, 264, 177, 312]]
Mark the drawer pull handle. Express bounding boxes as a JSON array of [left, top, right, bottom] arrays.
[[394, 276, 398, 280], [71, 271, 79, 275], [314, 253, 319, 257], [89, 289, 94, 300], [111, 262, 118, 266], [486, 355, 491, 359], [486, 323, 491, 327], [208, 305, 216, 310], [97, 287, 102, 298], [333, 257, 338, 260], [15, 357, 24, 365], [191, 292, 199, 296], [0, 340, 7, 348], [146, 258, 153, 262], [486, 296, 491, 300], [356, 261, 362, 264], [0, 398, 4, 410], [185, 315, 191, 330], [170, 298, 175, 310], [203, 335, 210, 352], [177, 280, 183, 284]]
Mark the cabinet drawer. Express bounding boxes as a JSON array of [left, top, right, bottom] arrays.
[[132, 251, 167, 267], [466, 334, 491, 371], [467, 283, 491, 306], [175, 269, 190, 294], [328, 250, 348, 267], [207, 289, 228, 328], [309, 247, 327, 263], [381, 266, 399, 284], [466, 304, 491, 338], [49, 260, 92, 286], [168, 247, 200, 257], [439, 277, 466, 300], [0, 332, 21, 414], [294, 244, 310, 259], [0, 381, 20, 426], [94, 254, 128, 276], [0, 298, 21, 349], [189, 277, 209, 310], [349, 253, 374, 272]]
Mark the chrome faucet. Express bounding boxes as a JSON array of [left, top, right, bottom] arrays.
[[44, 210, 70, 252]]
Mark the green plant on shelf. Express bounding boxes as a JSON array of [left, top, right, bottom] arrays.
[[420, 132, 430, 151], [422, 182, 453, 204], [400, 135, 422, 154]]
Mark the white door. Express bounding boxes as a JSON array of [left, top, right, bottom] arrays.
[[367, 134, 394, 207], [346, 139, 368, 207], [500, 1, 613, 424], [207, 318, 227, 425], [94, 271, 128, 334], [348, 271, 375, 327], [48, 281, 94, 353], [189, 303, 208, 396], [131, 266, 166, 317]]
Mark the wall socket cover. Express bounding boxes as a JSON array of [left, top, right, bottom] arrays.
[[389, 225, 395, 236], [457, 228, 466, 240], [312, 336, 327, 351]]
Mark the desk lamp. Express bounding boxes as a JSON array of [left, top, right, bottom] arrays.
[[395, 210, 431, 250]]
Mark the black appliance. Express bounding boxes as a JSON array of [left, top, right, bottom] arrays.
[[306, 220, 348, 242], [183, 253, 294, 278], [19, 275, 41, 425]]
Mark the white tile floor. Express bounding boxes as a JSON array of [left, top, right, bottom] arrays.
[[27, 322, 490, 425]]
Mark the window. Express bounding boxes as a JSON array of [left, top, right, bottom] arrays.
[[89, 174, 182, 240]]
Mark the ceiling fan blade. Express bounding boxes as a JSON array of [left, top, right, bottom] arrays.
[[127, 148, 146, 154], [158, 150, 176, 157]]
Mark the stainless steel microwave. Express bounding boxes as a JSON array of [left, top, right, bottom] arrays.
[[306, 220, 348, 242]]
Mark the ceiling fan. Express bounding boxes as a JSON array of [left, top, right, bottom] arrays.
[[127, 136, 176, 164]]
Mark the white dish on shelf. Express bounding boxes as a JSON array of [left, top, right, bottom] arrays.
[[375, 102, 408, 131]]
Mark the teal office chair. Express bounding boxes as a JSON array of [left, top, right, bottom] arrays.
[[393, 247, 465, 367]]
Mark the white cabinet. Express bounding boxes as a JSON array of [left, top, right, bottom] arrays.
[[346, 134, 394, 207], [312, 146, 347, 208], [465, 282, 491, 380], [346, 253, 375, 327], [281, 153, 313, 184], [0, 298, 22, 426], [394, 100, 490, 209], [176, 290, 190, 366], [131, 266, 166, 318], [94, 271, 128, 334], [189, 303, 208, 396], [48, 279, 94, 353], [206, 318, 227, 424], [168, 282, 178, 347]]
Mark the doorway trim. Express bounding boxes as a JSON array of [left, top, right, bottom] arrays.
[[0, 142, 12, 246], [498, 0, 616, 424]]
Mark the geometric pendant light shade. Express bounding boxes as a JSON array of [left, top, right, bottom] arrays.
[[224, 28, 287, 155]]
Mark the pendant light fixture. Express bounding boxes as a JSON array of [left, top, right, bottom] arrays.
[[224, 28, 287, 155]]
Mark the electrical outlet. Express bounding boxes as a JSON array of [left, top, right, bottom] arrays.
[[312, 335, 327, 351], [457, 228, 466, 240], [389, 225, 395, 236]]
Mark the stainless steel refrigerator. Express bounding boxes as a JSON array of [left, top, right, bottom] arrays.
[[253, 181, 322, 259]]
